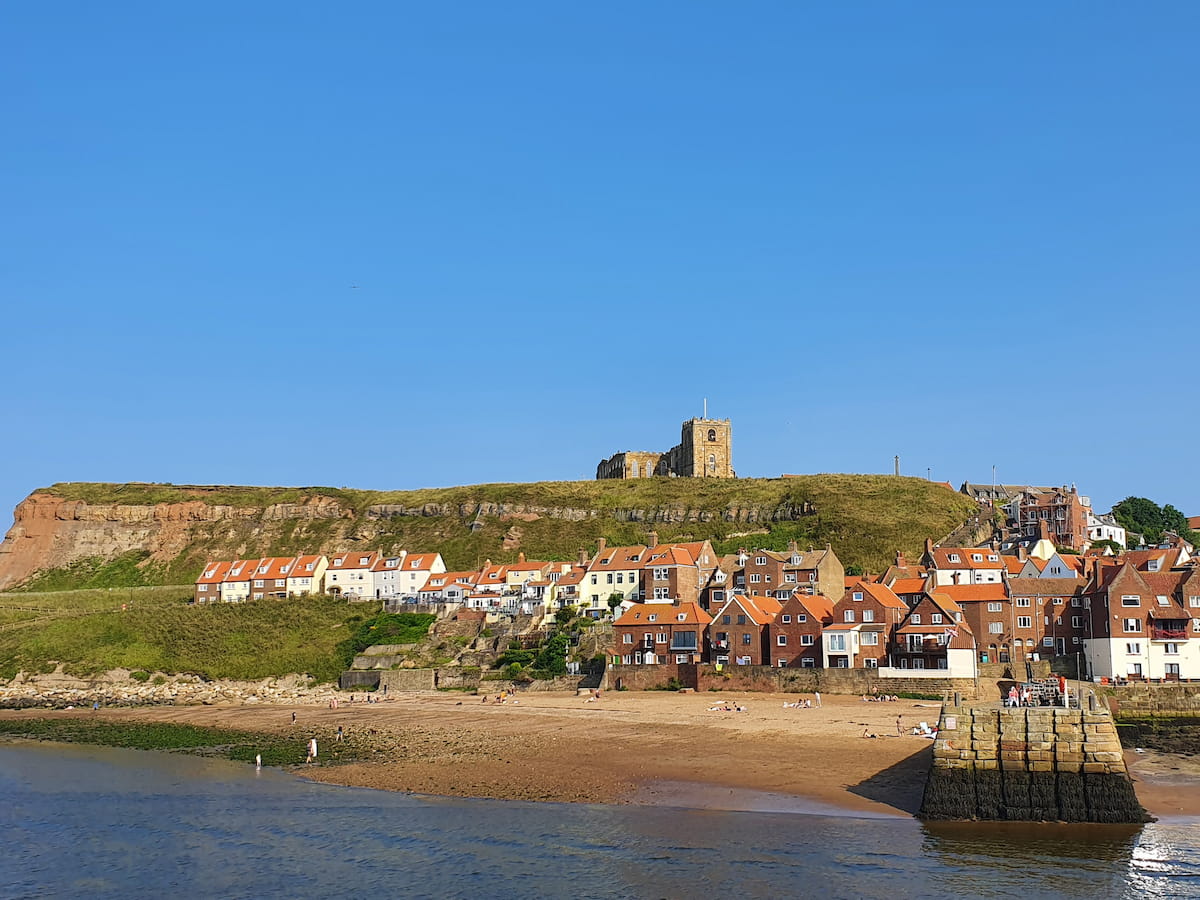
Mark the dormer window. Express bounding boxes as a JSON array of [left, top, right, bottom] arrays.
[[359, 557, 369, 565], [948, 554, 960, 563], [334, 558, 345, 566], [677, 613, 686, 622], [971, 554, 983, 562], [1157, 596, 1170, 606], [987, 554, 999, 562], [791, 555, 801, 565], [648, 614, 657, 622]]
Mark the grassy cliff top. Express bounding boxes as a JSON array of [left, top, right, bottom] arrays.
[[43, 474, 973, 517]]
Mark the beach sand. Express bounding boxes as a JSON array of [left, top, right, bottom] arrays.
[[4, 692, 1195, 819]]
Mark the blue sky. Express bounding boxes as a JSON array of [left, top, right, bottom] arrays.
[[3, 2, 1198, 529]]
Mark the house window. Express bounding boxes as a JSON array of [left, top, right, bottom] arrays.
[[777, 635, 787, 646], [948, 554, 960, 563], [863, 658, 878, 668], [750, 574, 761, 583], [1123, 619, 1141, 633], [844, 610, 855, 623], [785, 573, 797, 583], [828, 635, 846, 652], [988, 602, 1002, 612], [861, 632, 878, 646], [647, 614, 658, 622], [606, 574, 614, 584], [931, 613, 942, 624], [198, 584, 207, 592], [741, 634, 752, 645], [675, 654, 690, 664], [653, 588, 669, 599], [1017, 616, 1032, 628], [852, 592, 863, 601], [653, 568, 668, 581], [1043, 637, 1054, 647], [797, 614, 807, 623], [971, 554, 983, 562], [722, 615, 730, 625], [1165, 643, 1180, 655], [1072, 637, 1080, 644], [1121, 596, 1140, 607], [254, 580, 264, 588], [1072, 616, 1083, 628], [737, 615, 747, 625], [802, 657, 816, 667], [623, 634, 632, 644], [591, 575, 597, 585], [1016, 598, 1031, 608], [657, 632, 668, 643], [911, 614, 921, 624], [801, 635, 814, 646], [755, 556, 767, 565], [862, 609, 875, 623], [1127, 663, 1143, 676], [781, 614, 792, 624], [989, 622, 1003, 633]]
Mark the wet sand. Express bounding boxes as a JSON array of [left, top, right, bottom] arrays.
[[4, 692, 1196, 819]]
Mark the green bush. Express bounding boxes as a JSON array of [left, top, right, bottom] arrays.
[[130, 670, 150, 682]]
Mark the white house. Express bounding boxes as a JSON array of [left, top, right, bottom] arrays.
[[1087, 512, 1127, 549], [371, 553, 408, 598], [325, 550, 379, 598]]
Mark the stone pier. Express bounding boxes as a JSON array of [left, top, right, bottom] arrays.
[[919, 701, 1148, 823]]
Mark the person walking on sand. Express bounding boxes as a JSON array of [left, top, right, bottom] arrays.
[[255, 753, 262, 771], [307, 737, 317, 764], [291, 711, 297, 725], [336, 726, 343, 743], [896, 715, 904, 737], [814, 691, 821, 708]]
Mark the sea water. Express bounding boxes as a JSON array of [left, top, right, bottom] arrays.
[[0, 742, 1197, 899]]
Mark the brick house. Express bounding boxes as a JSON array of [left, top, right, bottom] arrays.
[[194, 560, 231, 603], [732, 542, 844, 604], [890, 593, 977, 675], [1006, 577, 1088, 659], [708, 593, 783, 666], [641, 545, 702, 604], [1007, 485, 1091, 552], [1085, 563, 1200, 681], [251, 556, 297, 600], [823, 581, 907, 668], [767, 593, 834, 668], [937, 582, 1014, 665], [613, 601, 712, 665]]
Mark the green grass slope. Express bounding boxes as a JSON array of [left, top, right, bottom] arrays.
[[26, 475, 978, 587], [0, 588, 373, 682]]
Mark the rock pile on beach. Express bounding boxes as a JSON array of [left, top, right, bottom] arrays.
[[0, 669, 341, 709]]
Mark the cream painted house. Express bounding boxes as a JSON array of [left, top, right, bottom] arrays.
[[286, 555, 328, 596]]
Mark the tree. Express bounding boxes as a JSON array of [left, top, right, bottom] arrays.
[[555, 605, 576, 625], [1113, 496, 1199, 547], [533, 632, 569, 675], [606, 593, 624, 614]]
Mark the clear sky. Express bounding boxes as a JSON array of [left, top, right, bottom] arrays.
[[3, 2, 1198, 531]]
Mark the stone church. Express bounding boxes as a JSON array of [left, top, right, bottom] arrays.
[[596, 417, 734, 479]]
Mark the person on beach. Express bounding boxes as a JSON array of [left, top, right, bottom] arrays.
[[92, 701, 100, 712], [896, 715, 904, 736], [291, 711, 297, 725], [307, 737, 318, 763], [336, 726, 344, 742], [814, 692, 821, 708], [255, 753, 262, 770], [1006, 686, 1019, 707]]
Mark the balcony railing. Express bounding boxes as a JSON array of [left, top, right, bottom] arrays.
[[1150, 627, 1188, 641]]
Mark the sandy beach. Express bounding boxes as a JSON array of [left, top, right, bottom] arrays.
[[4, 691, 1196, 820]]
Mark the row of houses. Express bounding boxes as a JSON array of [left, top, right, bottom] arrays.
[[607, 525, 1199, 681], [195, 533, 844, 617], [195, 520, 1199, 681]]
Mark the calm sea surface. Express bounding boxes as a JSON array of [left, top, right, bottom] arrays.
[[1, 742, 1198, 899]]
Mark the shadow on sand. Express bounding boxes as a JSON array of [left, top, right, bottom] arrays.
[[848, 743, 933, 815]]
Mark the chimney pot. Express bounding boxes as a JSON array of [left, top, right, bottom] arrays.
[[597, 538, 607, 554]]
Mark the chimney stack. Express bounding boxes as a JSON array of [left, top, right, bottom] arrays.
[[895, 550, 906, 568], [1017, 545, 1027, 562], [577, 547, 588, 566], [517, 551, 526, 563], [648, 530, 659, 548], [597, 538, 607, 555]]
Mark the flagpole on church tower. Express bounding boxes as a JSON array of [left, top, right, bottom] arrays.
[[703, 397, 707, 419]]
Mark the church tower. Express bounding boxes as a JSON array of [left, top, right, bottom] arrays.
[[677, 417, 733, 478]]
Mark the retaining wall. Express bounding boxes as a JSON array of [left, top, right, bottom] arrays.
[[920, 702, 1147, 823]]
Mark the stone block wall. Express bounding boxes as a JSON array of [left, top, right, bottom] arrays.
[[920, 703, 1147, 823], [607, 663, 982, 698]]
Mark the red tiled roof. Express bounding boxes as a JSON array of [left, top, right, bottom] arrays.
[[890, 577, 927, 595], [403, 553, 440, 570], [290, 554, 324, 575], [327, 551, 379, 571], [222, 559, 261, 583], [197, 561, 232, 585], [614, 601, 712, 627], [590, 545, 650, 571], [930, 548, 1005, 570], [843, 580, 908, 610], [255, 556, 298, 579]]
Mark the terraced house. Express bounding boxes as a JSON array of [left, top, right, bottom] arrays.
[[612, 601, 712, 665]]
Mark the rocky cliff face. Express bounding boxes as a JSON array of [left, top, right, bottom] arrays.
[[0, 479, 972, 590], [0, 491, 350, 590]]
